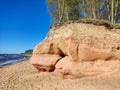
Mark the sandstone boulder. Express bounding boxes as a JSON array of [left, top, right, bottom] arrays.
[[30, 54, 61, 72], [54, 56, 120, 79], [54, 56, 82, 79], [33, 41, 63, 56]]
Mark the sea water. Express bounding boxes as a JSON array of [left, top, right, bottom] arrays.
[[0, 54, 31, 68]]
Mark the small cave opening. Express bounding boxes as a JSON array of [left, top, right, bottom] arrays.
[[116, 47, 120, 50], [58, 48, 66, 58], [49, 47, 67, 72]]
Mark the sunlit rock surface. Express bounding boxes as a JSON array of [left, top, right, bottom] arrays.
[[30, 23, 120, 78]]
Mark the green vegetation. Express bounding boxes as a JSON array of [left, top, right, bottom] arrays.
[[46, 0, 120, 24], [77, 18, 120, 29], [24, 49, 33, 55], [51, 18, 120, 29]]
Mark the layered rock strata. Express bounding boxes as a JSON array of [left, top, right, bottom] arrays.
[[30, 23, 120, 78]]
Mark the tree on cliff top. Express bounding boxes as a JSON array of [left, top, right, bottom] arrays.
[[46, 0, 120, 24], [46, 0, 80, 23]]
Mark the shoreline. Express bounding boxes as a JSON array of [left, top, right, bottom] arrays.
[[0, 57, 31, 68], [0, 60, 120, 90]]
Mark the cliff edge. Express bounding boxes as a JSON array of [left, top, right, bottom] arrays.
[[30, 23, 120, 78]]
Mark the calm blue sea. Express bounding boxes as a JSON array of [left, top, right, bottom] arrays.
[[0, 54, 31, 68]]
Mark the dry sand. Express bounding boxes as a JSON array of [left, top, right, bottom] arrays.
[[0, 60, 120, 90]]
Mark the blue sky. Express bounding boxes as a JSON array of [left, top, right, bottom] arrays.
[[0, 0, 50, 54]]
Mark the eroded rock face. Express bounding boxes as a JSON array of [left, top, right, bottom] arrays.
[[30, 54, 62, 72], [30, 23, 120, 78]]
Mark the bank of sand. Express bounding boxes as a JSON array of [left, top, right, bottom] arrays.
[[0, 60, 120, 90]]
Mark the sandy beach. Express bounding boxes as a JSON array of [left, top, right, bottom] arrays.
[[0, 60, 120, 90]]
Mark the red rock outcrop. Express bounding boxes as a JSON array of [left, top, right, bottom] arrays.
[[30, 23, 120, 78], [30, 54, 62, 72]]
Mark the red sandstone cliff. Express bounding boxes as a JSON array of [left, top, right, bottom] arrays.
[[30, 23, 120, 78]]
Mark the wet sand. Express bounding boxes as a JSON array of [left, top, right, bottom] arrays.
[[0, 60, 120, 90]]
